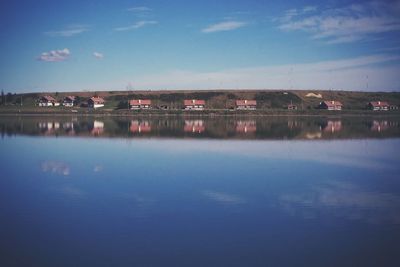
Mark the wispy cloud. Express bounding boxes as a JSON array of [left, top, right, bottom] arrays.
[[37, 48, 70, 62], [128, 6, 152, 12], [278, 2, 400, 44], [126, 54, 400, 91], [202, 21, 247, 33], [280, 181, 400, 224], [203, 190, 246, 205], [93, 52, 104, 59], [114, 20, 158, 31], [44, 25, 89, 37]]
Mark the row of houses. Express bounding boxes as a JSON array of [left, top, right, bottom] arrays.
[[37, 95, 398, 111], [38, 96, 105, 108]]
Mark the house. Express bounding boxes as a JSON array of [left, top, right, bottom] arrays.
[[129, 99, 151, 110], [390, 105, 399, 110], [287, 104, 298, 110], [367, 101, 389, 111], [318, 100, 343, 110], [130, 120, 151, 133], [184, 120, 205, 133], [184, 99, 205, 110], [38, 95, 60, 107], [63, 96, 76, 107], [88, 97, 105, 108], [236, 120, 256, 133], [236, 100, 257, 110]]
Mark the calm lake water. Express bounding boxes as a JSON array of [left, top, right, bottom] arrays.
[[1, 116, 400, 266]]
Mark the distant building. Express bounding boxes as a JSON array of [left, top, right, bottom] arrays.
[[184, 99, 205, 110], [63, 96, 76, 107], [236, 100, 257, 110], [38, 95, 60, 107], [390, 105, 399, 110], [319, 100, 343, 110], [129, 99, 151, 110], [367, 101, 389, 111], [88, 97, 105, 108], [287, 104, 298, 110]]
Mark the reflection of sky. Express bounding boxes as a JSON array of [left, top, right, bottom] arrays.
[[1, 136, 400, 265]]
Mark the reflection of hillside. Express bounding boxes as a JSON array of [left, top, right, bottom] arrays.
[[1, 116, 400, 140]]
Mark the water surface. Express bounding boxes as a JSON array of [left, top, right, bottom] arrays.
[[1, 116, 400, 266]]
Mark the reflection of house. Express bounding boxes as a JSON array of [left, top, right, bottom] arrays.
[[38, 95, 60, 107], [236, 100, 257, 110], [287, 104, 297, 110], [63, 96, 76, 107], [184, 120, 205, 133], [319, 101, 342, 110], [367, 101, 389, 111], [322, 120, 342, 133], [184, 100, 205, 110], [88, 97, 105, 108], [91, 120, 104, 135], [371, 120, 389, 132], [236, 120, 257, 133], [130, 99, 151, 110], [130, 120, 151, 133]]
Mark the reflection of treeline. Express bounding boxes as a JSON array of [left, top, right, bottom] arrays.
[[1, 116, 400, 140]]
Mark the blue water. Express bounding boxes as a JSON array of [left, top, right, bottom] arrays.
[[1, 136, 400, 266]]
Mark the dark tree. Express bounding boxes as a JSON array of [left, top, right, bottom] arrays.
[[1, 90, 4, 105]]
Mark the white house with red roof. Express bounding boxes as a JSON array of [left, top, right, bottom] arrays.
[[184, 99, 205, 110], [88, 97, 105, 108], [236, 100, 257, 110], [367, 101, 389, 111], [129, 99, 151, 110], [63, 96, 76, 107], [38, 95, 60, 107], [318, 100, 343, 110]]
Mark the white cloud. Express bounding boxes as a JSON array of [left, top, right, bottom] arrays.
[[202, 21, 247, 33], [44, 25, 89, 37], [126, 54, 400, 91], [114, 20, 158, 31], [93, 52, 104, 59], [278, 1, 400, 44], [37, 48, 70, 62]]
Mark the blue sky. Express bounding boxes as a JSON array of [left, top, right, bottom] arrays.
[[1, 0, 400, 92]]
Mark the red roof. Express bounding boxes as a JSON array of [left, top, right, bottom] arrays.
[[322, 100, 342, 107], [369, 101, 389, 107], [41, 95, 56, 102], [90, 97, 105, 104], [184, 99, 205, 106], [236, 100, 257, 106], [130, 99, 151, 105], [64, 96, 76, 101]]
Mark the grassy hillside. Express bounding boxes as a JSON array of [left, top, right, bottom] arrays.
[[1, 89, 400, 112]]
